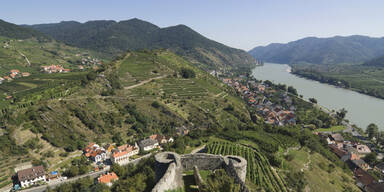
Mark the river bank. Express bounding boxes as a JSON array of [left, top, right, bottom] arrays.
[[252, 63, 384, 130], [290, 65, 384, 100]]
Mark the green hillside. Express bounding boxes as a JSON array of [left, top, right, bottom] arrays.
[[0, 19, 47, 40], [27, 19, 257, 70], [364, 55, 384, 67], [2, 50, 252, 151]]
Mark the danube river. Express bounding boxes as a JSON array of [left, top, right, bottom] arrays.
[[252, 63, 384, 130]]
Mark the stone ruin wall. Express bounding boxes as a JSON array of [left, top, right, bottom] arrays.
[[151, 152, 248, 192]]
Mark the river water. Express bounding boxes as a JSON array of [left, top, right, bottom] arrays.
[[252, 63, 384, 130]]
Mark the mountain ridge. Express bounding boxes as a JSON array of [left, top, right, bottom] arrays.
[[27, 18, 257, 70], [249, 35, 384, 65]]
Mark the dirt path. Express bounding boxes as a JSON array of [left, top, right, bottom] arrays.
[[17, 51, 31, 66], [124, 75, 167, 90], [190, 145, 206, 154]]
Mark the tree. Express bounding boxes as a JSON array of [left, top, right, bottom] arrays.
[[288, 86, 298, 96], [112, 133, 124, 146], [363, 152, 377, 165], [336, 108, 347, 123], [366, 123, 379, 139], [180, 68, 195, 78], [309, 98, 317, 104]]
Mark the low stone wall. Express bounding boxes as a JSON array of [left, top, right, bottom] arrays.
[[152, 152, 249, 192], [193, 166, 204, 188]]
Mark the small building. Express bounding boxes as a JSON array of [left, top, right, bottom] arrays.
[[22, 72, 31, 77], [17, 165, 46, 188], [330, 133, 344, 143], [356, 144, 371, 154], [111, 144, 139, 165], [352, 159, 370, 170], [149, 134, 174, 144], [98, 172, 118, 187], [138, 138, 159, 151], [84, 143, 107, 163]]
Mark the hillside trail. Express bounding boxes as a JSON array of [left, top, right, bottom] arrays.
[[17, 51, 31, 66], [124, 75, 167, 90]]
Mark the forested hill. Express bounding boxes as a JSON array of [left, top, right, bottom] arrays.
[[249, 35, 384, 65], [0, 19, 48, 40], [27, 18, 257, 70], [364, 55, 384, 67]]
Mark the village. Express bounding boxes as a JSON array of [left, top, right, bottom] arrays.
[[323, 131, 384, 191], [11, 133, 175, 190], [221, 75, 384, 191], [222, 77, 296, 126]]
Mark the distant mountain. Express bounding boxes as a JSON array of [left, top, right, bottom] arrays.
[[249, 35, 384, 65], [364, 55, 384, 67], [27, 18, 257, 70], [0, 19, 48, 40]]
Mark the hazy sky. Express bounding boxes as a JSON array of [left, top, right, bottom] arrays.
[[1, 0, 384, 50]]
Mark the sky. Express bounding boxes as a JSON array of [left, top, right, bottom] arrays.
[[1, 0, 384, 50]]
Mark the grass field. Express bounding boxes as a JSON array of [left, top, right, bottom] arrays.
[[316, 125, 346, 132], [279, 147, 360, 192]]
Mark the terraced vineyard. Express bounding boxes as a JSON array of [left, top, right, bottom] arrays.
[[160, 78, 208, 98], [206, 141, 288, 192], [0, 155, 30, 190]]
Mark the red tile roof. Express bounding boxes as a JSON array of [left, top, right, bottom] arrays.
[[98, 172, 118, 184]]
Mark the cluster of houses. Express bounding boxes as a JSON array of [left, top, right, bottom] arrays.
[[0, 69, 30, 84], [321, 132, 384, 191], [83, 134, 173, 166], [13, 134, 174, 189], [41, 65, 70, 73], [81, 56, 102, 66], [14, 166, 64, 189], [222, 78, 296, 126]]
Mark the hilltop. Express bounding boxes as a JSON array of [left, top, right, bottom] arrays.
[[249, 35, 384, 65], [0, 19, 47, 40], [27, 18, 257, 70]]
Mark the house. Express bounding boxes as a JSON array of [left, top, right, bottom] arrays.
[[356, 144, 371, 155], [374, 162, 384, 174], [10, 69, 20, 74], [354, 168, 375, 189], [365, 183, 384, 192], [41, 65, 68, 73], [22, 72, 31, 77], [3, 76, 12, 81], [138, 138, 159, 151], [352, 159, 370, 170], [330, 133, 344, 143], [98, 172, 118, 187], [176, 126, 189, 136], [84, 143, 107, 163], [104, 144, 115, 155], [17, 165, 46, 188], [110, 144, 139, 165], [149, 134, 174, 144]]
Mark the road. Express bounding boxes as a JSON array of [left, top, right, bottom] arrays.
[[20, 153, 152, 192]]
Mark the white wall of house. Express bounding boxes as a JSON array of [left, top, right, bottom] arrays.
[[20, 175, 46, 188]]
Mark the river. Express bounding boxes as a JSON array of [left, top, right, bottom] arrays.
[[252, 63, 384, 130]]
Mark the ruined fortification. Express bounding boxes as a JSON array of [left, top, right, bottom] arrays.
[[151, 152, 248, 192]]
